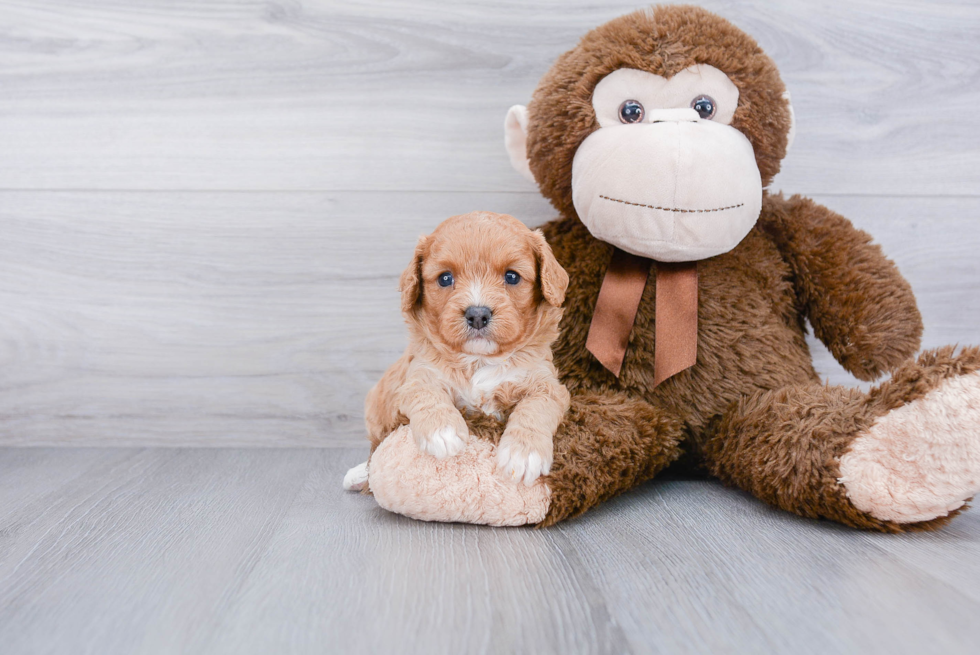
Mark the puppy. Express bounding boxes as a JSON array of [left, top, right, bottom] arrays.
[[351, 211, 571, 489]]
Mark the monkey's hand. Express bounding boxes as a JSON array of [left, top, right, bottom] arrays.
[[759, 193, 922, 381]]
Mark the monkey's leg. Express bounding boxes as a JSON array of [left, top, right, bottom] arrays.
[[367, 391, 685, 527], [540, 391, 685, 526], [704, 347, 980, 532]]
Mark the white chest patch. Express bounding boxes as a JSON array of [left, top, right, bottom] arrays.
[[453, 363, 528, 418]]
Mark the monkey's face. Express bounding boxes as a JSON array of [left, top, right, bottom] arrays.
[[570, 65, 763, 262], [503, 7, 796, 263]]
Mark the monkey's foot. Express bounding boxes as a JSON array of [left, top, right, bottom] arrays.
[[368, 426, 551, 526], [839, 371, 980, 523]]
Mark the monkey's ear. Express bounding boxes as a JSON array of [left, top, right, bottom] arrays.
[[399, 235, 428, 314], [531, 229, 569, 307], [783, 91, 796, 152], [504, 105, 536, 184]]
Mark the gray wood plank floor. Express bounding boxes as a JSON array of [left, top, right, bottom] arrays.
[[1, 447, 978, 655]]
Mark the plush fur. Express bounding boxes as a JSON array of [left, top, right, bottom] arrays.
[[838, 353, 980, 525], [369, 425, 551, 526], [526, 7, 980, 531], [527, 7, 980, 530], [526, 5, 792, 219], [703, 347, 980, 532], [357, 5, 980, 532]]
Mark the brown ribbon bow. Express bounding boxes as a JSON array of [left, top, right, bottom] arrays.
[[585, 248, 698, 384]]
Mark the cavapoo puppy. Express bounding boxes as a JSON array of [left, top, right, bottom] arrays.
[[345, 211, 571, 491]]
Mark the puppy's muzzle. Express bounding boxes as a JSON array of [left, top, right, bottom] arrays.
[[464, 305, 492, 330]]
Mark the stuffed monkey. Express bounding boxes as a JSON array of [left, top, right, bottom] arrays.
[[363, 5, 980, 531]]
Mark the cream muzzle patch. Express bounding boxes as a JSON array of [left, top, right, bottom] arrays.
[[571, 65, 763, 262]]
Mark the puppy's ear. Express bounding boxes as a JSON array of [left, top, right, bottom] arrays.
[[530, 229, 569, 307], [400, 235, 428, 314]]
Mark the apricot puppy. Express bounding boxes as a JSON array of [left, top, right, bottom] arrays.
[[363, 211, 571, 485]]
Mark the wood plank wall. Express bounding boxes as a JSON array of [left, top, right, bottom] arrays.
[[1, 1, 978, 446]]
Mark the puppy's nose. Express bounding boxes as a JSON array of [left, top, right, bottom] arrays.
[[465, 306, 492, 330]]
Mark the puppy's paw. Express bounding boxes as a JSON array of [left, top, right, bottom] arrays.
[[411, 409, 469, 459], [343, 461, 369, 491], [421, 425, 468, 459], [497, 427, 553, 486]]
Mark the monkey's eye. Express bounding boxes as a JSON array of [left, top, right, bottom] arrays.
[[618, 99, 644, 124], [691, 95, 716, 120], [437, 272, 454, 287], [504, 271, 521, 285]]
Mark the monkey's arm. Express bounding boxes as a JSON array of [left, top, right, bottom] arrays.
[[758, 194, 922, 381]]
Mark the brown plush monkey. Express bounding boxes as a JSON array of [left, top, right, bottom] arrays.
[[362, 5, 980, 532]]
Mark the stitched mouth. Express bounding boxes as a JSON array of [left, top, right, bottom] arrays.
[[599, 194, 743, 214]]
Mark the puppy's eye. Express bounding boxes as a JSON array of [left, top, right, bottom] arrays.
[[618, 99, 644, 124], [691, 95, 716, 120], [504, 271, 521, 285], [437, 272, 454, 288]]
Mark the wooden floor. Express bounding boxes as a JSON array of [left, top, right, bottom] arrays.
[[0, 447, 978, 655]]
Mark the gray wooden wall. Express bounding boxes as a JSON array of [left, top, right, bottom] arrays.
[[1, 0, 978, 446]]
